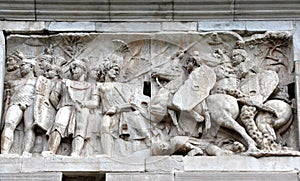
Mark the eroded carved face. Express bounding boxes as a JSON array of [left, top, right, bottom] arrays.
[[45, 68, 58, 79], [36, 55, 53, 76], [20, 62, 33, 77], [38, 58, 51, 70], [185, 58, 197, 73], [107, 66, 119, 80], [6, 57, 19, 71], [232, 53, 244, 66], [89, 68, 100, 81], [70, 63, 85, 80], [231, 50, 247, 66]]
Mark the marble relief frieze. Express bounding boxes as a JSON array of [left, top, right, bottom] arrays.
[[1, 31, 298, 158]]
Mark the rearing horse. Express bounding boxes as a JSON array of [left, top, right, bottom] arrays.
[[150, 64, 259, 152]]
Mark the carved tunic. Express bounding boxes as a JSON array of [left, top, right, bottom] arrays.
[[9, 78, 36, 109], [99, 82, 128, 114], [99, 82, 133, 138], [50, 79, 96, 138], [2, 31, 296, 157], [57, 79, 94, 107]]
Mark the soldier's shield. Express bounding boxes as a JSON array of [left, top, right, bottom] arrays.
[[240, 70, 279, 103], [34, 76, 56, 131], [173, 65, 216, 111]]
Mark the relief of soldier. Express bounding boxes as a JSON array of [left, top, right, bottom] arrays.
[[0, 31, 298, 158], [1, 57, 37, 156]]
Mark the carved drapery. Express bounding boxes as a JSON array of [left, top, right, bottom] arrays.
[[1, 31, 298, 158]]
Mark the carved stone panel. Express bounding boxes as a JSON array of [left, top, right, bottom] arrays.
[[1, 31, 298, 158]]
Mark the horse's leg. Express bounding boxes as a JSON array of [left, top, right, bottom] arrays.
[[276, 116, 293, 145], [272, 101, 293, 143], [201, 120, 220, 139], [168, 109, 182, 134], [191, 103, 212, 135], [220, 111, 258, 152]]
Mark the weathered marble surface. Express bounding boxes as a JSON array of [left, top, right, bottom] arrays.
[[0, 156, 299, 180], [0, 155, 300, 172], [0, 31, 298, 160]]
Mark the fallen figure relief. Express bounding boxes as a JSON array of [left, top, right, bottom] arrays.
[[1, 31, 299, 158]]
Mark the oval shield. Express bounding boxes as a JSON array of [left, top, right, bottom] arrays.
[[240, 70, 279, 103]]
